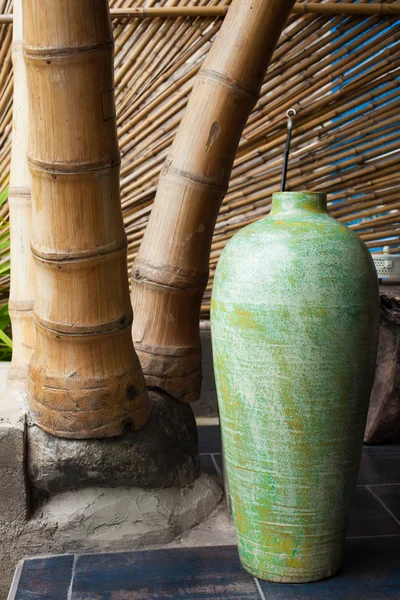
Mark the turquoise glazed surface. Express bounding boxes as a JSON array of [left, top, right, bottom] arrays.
[[211, 192, 379, 583]]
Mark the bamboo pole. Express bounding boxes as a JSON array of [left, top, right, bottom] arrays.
[[7, 0, 35, 388], [0, 2, 398, 24], [131, 0, 295, 403], [23, 0, 150, 439]]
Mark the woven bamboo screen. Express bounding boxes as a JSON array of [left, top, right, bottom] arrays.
[[0, 0, 399, 316]]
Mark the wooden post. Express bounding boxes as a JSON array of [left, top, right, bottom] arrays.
[[131, 0, 295, 402], [23, 0, 150, 439], [7, 0, 35, 388]]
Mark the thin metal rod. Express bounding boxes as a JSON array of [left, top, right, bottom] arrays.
[[281, 109, 296, 192], [0, 4, 399, 24]]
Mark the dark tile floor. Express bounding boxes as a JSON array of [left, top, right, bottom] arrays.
[[8, 426, 400, 600]]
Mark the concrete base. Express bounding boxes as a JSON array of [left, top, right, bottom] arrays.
[[29, 474, 222, 549], [0, 475, 223, 600], [0, 380, 29, 523]]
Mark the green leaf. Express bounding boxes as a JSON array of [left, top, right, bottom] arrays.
[[0, 327, 12, 349], [0, 187, 8, 208], [0, 264, 10, 276], [0, 303, 10, 332]]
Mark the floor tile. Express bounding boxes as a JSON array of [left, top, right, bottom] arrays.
[[358, 445, 400, 485], [197, 425, 222, 454], [258, 536, 400, 599], [197, 434, 400, 485], [71, 546, 259, 599], [198, 438, 400, 485], [371, 484, 400, 523], [347, 486, 400, 537], [199, 453, 218, 476], [8, 555, 74, 600], [213, 452, 223, 473]]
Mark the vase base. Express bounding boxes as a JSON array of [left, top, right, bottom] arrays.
[[241, 559, 341, 584]]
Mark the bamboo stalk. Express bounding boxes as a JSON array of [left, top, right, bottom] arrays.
[[131, 0, 295, 403], [23, 0, 150, 439], [7, 0, 35, 388]]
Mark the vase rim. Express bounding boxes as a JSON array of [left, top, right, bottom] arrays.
[[273, 191, 327, 198], [271, 191, 328, 214]]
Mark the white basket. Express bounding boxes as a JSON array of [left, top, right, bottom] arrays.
[[372, 247, 400, 280]]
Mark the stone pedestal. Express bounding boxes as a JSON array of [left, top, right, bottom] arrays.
[[28, 389, 199, 495], [364, 285, 400, 444]]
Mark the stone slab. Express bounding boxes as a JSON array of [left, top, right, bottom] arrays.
[[28, 389, 200, 495], [0, 422, 28, 523], [0, 378, 29, 524], [365, 285, 400, 443]]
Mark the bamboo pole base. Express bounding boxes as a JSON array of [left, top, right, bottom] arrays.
[[132, 254, 207, 403], [28, 324, 150, 439], [135, 344, 202, 404]]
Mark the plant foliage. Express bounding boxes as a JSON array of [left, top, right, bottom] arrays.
[[0, 187, 12, 361]]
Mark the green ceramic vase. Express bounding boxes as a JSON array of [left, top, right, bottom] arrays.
[[211, 191, 379, 583]]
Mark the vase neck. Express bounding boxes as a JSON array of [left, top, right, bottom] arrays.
[[270, 192, 328, 216]]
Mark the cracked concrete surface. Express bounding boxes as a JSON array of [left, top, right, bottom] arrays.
[[32, 474, 222, 545], [0, 474, 223, 600]]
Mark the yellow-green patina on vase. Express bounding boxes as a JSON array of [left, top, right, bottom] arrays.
[[211, 192, 379, 583]]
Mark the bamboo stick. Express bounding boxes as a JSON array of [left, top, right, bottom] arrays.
[[131, 0, 295, 403], [7, 0, 35, 388], [112, 4, 400, 18], [23, 0, 150, 439], [293, 3, 400, 16], [0, 3, 398, 24]]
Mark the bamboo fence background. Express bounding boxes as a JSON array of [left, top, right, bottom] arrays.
[[0, 0, 399, 317]]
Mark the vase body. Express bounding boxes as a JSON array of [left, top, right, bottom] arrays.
[[211, 192, 379, 583]]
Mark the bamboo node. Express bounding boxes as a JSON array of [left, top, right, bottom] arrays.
[[31, 241, 128, 263], [200, 68, 259, 102], [23, 41, 114, 59], [28, 156, 121, 175], [161, 161, 228, 192]]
